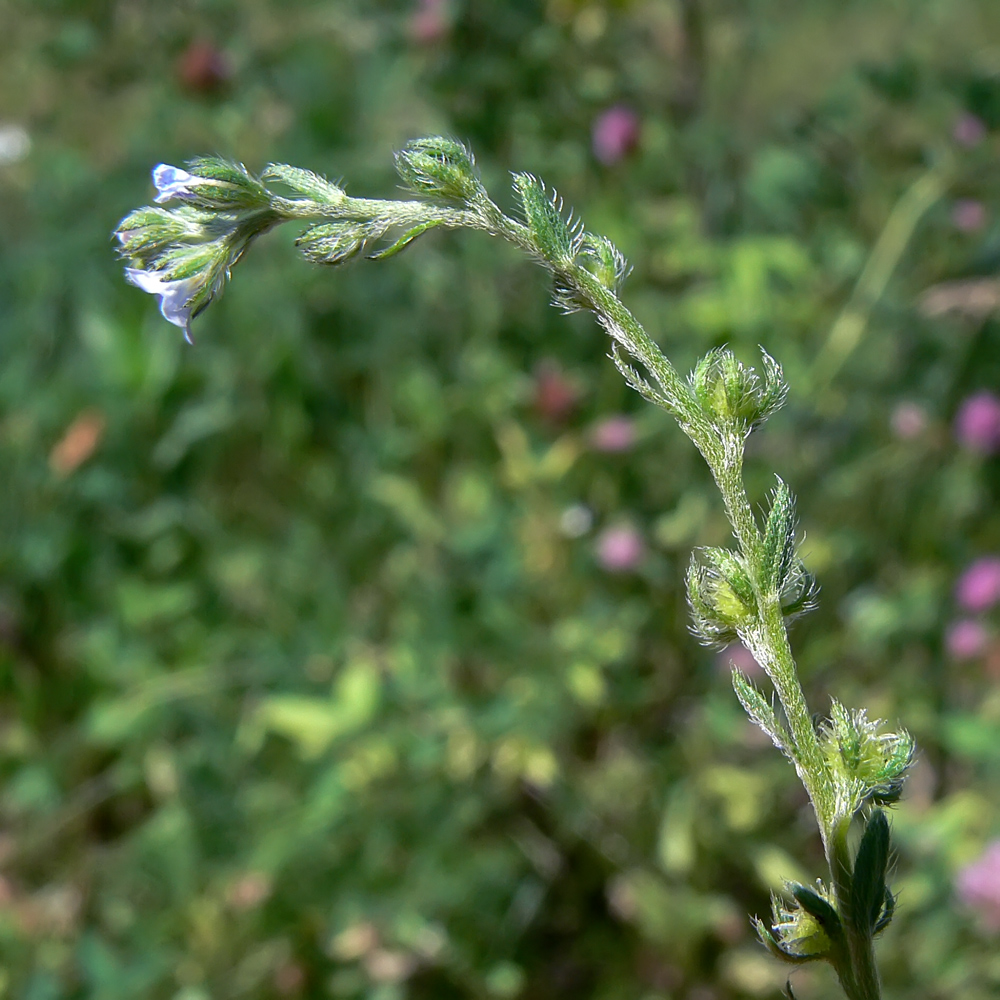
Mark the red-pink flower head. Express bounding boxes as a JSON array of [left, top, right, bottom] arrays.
[[596, 525, 644, 572], [592, 106, 640, 166], [952, 199, 987, 232], [945, 619, 988, 660], [956, 557, 1000, 613], [956, 841, 1000, 931], [953, 113, 986, 149], [955, 392, 1000, 454], [590, 415, 636, 453]]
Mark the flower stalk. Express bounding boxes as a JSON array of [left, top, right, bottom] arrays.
[[115, 138, 914, 999]]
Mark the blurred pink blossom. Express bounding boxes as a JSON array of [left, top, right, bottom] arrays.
[[956, 841, 1000, 931], [952, 199, 987, 232], [890, 401, 927, 440], [955, 392, 1000, 454], [533, 360, 579, 424], [590, 415, 636, 452], [717, 642, 763, 676], [408, 0, 450, 44], [945, 619, 988, 660], [227, 871, 272, 910], [953, 113, 986, 148], [592, 105, 640, 166], [177, 40, 231, 94], [956, 557, 1000, 612], [596, 525, 644, 572]]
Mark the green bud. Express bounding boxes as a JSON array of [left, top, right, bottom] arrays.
[[296, 220, 388, 265], [581, 233, 630, 292], [691, 347, 787, 432], [166, 158, 271, 210], [756, 886, 835, 963], [153, 240, 225, 281], [261, 163, 346, 206], [394, 136, 484, 203], [820, 703, 914, 811], [512, 173, 581, 268], [687, 547, 757, 646]]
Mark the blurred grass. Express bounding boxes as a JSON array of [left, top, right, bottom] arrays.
[[1, 1, 1000, 998]]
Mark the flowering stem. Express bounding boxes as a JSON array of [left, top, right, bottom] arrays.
[[116, 143, 912, 999]]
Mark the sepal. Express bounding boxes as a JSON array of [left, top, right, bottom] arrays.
[[581, 234, 630, 292], [755, 883, 839, 963]]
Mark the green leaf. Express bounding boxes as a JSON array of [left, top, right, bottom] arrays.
[[732, 669, 793, 754], [761, 478, 796, 592], [367, 219, 445, 260], [848, 809, 890, 936]]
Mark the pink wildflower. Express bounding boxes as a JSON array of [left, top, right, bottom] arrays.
[[955, 392, 1000, 454], [592, 106, 640, 166], [890, 401, 927, 440], [956, 841, 1000, 931], [953, 113, 986, 148], [408, 0, 450, 44], [533, 360, 579, 424], [596, 525, 644, 572], [590, 415, 636, 452], [718, 642, 763, 676], [955, 557, 1000, 613], [952, 199, 986, 232], [945, 619, 988, 660]]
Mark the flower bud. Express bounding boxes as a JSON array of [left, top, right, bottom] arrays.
[[691, 347, 786, 433], [152, 158, 270, 211], [686, 547, 757, 646], [820, 702, 914, 810], [394, 137, 484, 203], [296, 220, 388, 265], [580, 233, 630, 292], [755, 881, 841, 963]]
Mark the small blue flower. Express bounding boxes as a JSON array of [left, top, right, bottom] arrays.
[[152, 163, 196, 204], [125, 267, 203, 343]]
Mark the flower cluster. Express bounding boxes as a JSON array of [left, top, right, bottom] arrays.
[[946, 556, 1000, 662], [115, 159, 278, 341]]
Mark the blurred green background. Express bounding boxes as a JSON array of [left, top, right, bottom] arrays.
[[2, 1, 1000, 997]]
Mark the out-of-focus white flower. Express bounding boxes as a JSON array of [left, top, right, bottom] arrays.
[[125, 267, 202, 342], [0, 124, 30, 165], [152, 163, 196, 204]]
